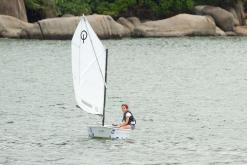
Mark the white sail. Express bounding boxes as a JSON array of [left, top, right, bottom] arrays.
[[71, 16, 106, 115]]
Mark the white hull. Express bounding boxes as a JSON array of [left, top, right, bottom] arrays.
[[88, 125, 131, 139]]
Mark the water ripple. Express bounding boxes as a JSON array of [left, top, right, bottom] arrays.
[[1, 37, 247, 164]]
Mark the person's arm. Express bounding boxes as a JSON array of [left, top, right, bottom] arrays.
[[117, 117, 130, 127]]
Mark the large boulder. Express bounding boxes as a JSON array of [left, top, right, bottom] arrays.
[[0, 14, 130, 40], [233, 0, 246, 25], [37, 14, 130, 39], [0, 0, 27, 22], [133, 14, 216, 37], [0, 15, 42, 39], [117, 17, 134, 32], [234, 26, 247, 35], [195, 5, 234, 31], [215, 26, 226, 36], [117, 17, 142, 36], [87, 14, 129, 39], [37, 17, 80, 40], [228, 8, 240, 26], [127, 17, 141, 26]]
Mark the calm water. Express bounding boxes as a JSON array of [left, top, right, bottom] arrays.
[[1, 37, 247, 164]]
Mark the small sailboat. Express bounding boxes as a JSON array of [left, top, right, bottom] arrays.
[[71, 16, 131, 139]]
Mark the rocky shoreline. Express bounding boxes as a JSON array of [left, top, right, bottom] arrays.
[[1, 5, 247, 39]]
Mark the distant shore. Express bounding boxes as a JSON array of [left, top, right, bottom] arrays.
[[1, 6, 247, 40], [1, 0, 247, 39]]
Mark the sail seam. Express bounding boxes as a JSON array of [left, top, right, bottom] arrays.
[[84, 16, 106, 87]]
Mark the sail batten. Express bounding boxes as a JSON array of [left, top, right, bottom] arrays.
[[72, 16, 106, 115]]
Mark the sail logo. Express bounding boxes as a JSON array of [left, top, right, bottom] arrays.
[[80, 30, 88, 43]]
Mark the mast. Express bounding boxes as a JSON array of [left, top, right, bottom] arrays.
[[102, 49, 108, 126]]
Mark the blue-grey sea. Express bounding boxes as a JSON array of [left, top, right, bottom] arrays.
[[1, 37, 247, 164]]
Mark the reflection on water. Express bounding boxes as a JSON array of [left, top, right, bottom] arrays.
[[1, 37, 247, 164]]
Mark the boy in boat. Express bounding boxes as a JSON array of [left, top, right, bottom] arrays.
[[113, 104, 136, 129]]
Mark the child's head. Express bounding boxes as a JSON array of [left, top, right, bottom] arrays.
[[121, 104, 128, 112]]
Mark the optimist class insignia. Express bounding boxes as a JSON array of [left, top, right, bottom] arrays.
[[80, 30, 88, 43]]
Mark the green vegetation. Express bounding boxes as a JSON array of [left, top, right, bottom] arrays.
[[25, 0, 57, 22], [92, 0, 136, 17], [55, 0, 91, 15], [24, 0, 235, 21]]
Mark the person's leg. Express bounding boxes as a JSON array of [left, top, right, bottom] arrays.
[[120, 125, 131, 129]]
